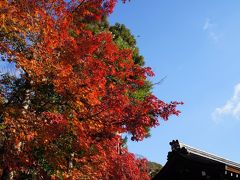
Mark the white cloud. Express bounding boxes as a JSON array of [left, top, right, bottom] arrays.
[[212, 83, 240, 122], [203, 18, 221, 42], [203, 18, 212, 31]]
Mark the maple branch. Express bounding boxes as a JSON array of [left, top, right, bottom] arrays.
[[72, 0, 86, 13], [152, 76, 167, 86], [83, 106, 112, 121]]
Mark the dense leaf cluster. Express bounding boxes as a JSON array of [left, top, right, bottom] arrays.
[[0, 0, 182, 179]]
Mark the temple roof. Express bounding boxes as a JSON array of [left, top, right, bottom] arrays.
[[170, 140, 240, 170], [153, 140, 240, 180]]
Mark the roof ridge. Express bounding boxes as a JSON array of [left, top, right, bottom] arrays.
[[170, 140, 240, 169]]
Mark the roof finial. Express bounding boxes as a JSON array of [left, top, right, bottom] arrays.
[[170, 140, 180, 152]]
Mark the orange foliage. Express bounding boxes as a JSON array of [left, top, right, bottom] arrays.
[[0, 0, 182, 179]]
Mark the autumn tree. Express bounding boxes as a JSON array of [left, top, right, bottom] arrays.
[[0, 0, 182, 179]]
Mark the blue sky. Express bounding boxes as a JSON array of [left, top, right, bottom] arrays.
[[1, 0, 240, 166], [110, 0, 240, 165]]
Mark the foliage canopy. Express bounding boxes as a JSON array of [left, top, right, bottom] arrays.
[[0, 0, 182, 179]]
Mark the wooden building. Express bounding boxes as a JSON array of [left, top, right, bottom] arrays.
[[153, 140, 240, 180]]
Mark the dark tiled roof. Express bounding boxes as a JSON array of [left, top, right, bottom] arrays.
[[176, 140, 240, 170], [153, 140, 240, 180]]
